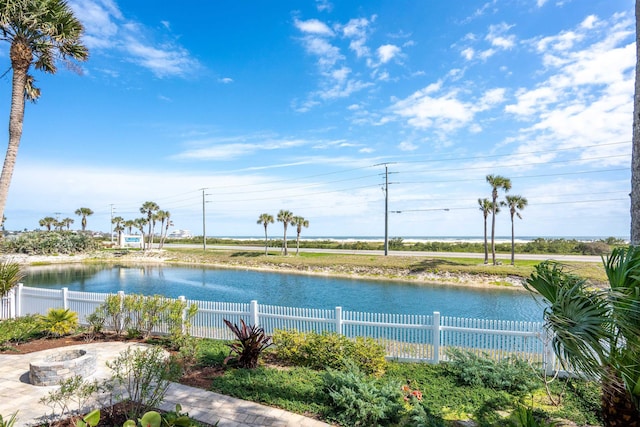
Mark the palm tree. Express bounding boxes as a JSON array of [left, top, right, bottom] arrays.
[[292, 216, 309, 256], [257, 213, 274, 255], [140, 201, 159, 250], [477, 198, 496, 265], [134, 217, 148, 247], [277, 209, 294, 255], [74, 207, 93, 232], [124, 219, 136, 235], [632, 0, 640, 244], [111, 216, 124, 244], [505, 195, 527, 265], [525, 247, 640, 426], [486, 174, 511, 265], [155, 210, 171, 249], [0, 0, 88, 223], [60, 217, 74, 230], [38, 216, 55, 231]]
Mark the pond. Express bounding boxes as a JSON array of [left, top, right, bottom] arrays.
[[23, 264, 544, 322]]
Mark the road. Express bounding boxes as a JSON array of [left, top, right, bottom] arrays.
[[164, 244, 602, 263]]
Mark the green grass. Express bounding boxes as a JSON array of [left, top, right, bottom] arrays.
[[193, 339, 601, 426], [162, 247, 607, 284]]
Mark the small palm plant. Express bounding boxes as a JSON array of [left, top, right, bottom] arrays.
[[0, 259, 23, 298], [223, 319, 272, 369], [39, 308, 79, 337], [525, 246, 640, 427]]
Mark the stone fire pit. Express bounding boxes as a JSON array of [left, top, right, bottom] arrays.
[[29, 349, 97, 386]]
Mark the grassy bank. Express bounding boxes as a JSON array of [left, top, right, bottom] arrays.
[[155, 247, 608, 286]]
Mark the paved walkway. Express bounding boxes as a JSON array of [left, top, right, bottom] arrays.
[[0, 342, 331, 427]]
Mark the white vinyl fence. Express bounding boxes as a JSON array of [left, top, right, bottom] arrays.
[[2, 284, 556, 371]]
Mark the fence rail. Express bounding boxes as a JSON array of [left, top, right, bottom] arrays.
[[1, 284, 556, 371]]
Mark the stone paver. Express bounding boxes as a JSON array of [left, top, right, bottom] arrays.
[[0, 342, 331, 427]]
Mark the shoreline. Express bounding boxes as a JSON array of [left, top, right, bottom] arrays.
[[7, 251, 529, 291]]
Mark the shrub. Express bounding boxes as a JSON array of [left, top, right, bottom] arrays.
[[39, 308, 78, 337], [0, 412, 17, 427], [223, 319, 272, 369], [104, 346, 180, 419], [272, 329, 387, 376], [0, 231, 99, 255], [0, 315, 42, 347], [322, 361, 402, 426], [39, 375, 98, 417], [444, 348, 538, 395]]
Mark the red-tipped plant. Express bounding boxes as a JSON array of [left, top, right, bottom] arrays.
[[223, 319, 272, 369]]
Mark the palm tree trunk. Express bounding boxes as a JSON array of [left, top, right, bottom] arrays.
[[0, 43, 30, 222], [483, 215, 488, 264], [491, 200, 497, 265], [296, 232, 300, 255], [283, 226, 288, 256], [510, 215, 515, 265], [601, 368, 640, 427], [632, 0, 640, 245], [264, 225, 268, 255]]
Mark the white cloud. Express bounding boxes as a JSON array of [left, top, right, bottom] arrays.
[[377, 44, 401, 63], [174, 136, 310, 161], [218, 77, 234, 84], [399, 141, 418, 151], [536, 0, 548, 7], [294, 18, 334, 36], [580, 15, 599, 29], [68, 0, 199, 78], [341, 17, 374, 58], [486, 23, 516, 49], [315, 0, 333, 12], [461, 47, 475, 60]]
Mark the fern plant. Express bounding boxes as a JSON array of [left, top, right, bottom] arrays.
[[223, 319, 272, 369], [39, 308, 78, 337]]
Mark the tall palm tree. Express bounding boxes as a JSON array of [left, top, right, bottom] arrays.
[[505, 195, 527, 265], [486, 174, 511, 265], [525, 247, 640, 426], [0, 0, 88, 222], [155, 210, 171, 249], [74, 207, 93, 232], [277, 209, 294, 255], [257, 213, 274, 255], [38, 216, 55, 231], [111, 216, 124, 244], [632, 0, 640, 245], [477, 198, 496, 265], [292, 216, 309, 256], [140, 201, 159, 250]]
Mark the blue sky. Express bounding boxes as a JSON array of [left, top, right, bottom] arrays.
[[0, 0, 634, 238]]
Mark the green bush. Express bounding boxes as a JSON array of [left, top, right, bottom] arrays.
[[0, 260, 23, 298], [1, 231, 100, 255], [323, 361, 402, 426], [0, 315, 42, 347], [273, 329, 387, 376], [39, 308, 78, 337], [444, 349, 538, 395]]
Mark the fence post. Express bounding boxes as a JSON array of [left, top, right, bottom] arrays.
[[117, 291, 125, 333], [15, 283, 22, 317], [543, 328, 556, 376], [335, 306, 343, 335], [250, 300, 259, 326], [432, 311, 441, 363], [62, 287, 69, 310], [6, 288, 14, 319], [178, 296, 187, 335]]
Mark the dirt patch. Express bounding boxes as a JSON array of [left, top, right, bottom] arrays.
[[0, 333, 144, 354]]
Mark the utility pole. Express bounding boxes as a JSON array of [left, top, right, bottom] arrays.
[[374, 163, 396, 256], [384, 164, 389, 256], [202, 189, 207, 251], [201, 189, 211, 251]]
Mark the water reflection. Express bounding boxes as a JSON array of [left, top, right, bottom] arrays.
[[23, 264, 543, 321]]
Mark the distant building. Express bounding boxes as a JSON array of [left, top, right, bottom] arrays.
[[168, 229, 192, 239]]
